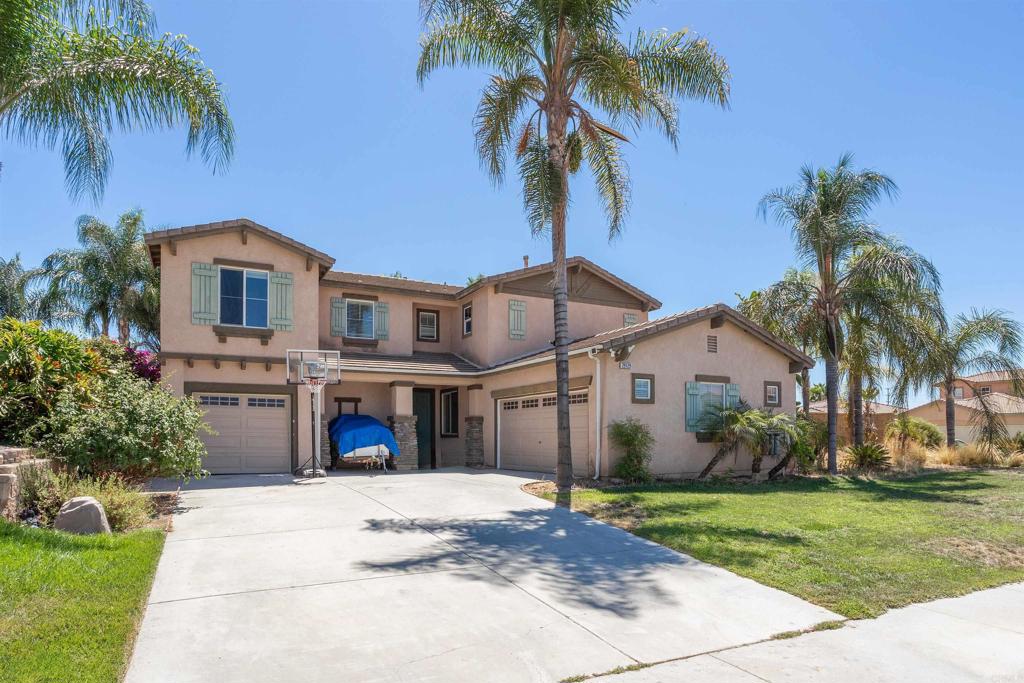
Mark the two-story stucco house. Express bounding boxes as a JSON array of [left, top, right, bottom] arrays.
[[904, 370, 1024, 443], [145, 218, 813, 478]]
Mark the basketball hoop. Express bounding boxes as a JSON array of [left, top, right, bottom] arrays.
[[286, 350, 341, 480], [303, 377, 327, 393]]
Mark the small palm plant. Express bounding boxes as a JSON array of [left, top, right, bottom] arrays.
[[696, 404, 797, 479], [417, 0, 731, 493]]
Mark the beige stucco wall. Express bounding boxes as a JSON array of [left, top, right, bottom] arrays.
[[159, 231, 320, 356], [940, 379, 1016, 399]]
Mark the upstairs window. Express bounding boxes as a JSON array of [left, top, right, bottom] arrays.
[[462, 303, 473, 336], [952, 387, 965, 399], [219, 267, 268, 328], [417, 309, 439, 342], [346, 300, 375, 339], [979, 386, 992, 396]]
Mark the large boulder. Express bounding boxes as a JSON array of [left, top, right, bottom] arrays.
[[54, 496, 111, 535]]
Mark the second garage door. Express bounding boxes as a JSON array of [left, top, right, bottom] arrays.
[[499, 391, 590, 474], [194, 392, 292, 474]]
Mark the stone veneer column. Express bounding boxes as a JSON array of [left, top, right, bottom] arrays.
[[464, 384, 485, 467], [391, 415, 418, 470]]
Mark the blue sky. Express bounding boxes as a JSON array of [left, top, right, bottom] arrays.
[[2, 1, 1022, 402]]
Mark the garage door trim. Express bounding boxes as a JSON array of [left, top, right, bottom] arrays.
[[184, 382, 298, 472]]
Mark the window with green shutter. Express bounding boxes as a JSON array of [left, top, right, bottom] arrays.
[[686, 381, 742, 432], [509, 299, 526, 340], [191, 262, 219, 325], [330, 297, 346, 337], [374, 302, 389, 340], [685, 382, 702, 432]]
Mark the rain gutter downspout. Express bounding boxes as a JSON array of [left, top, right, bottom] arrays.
[[587, 346, 603, 480]]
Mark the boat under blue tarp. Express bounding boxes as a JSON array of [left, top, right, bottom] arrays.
[[328, 414, 400, 458]]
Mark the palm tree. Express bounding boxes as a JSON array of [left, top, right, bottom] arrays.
[[809, 383, 826, 402], [898, 308, 1024, 448], [759, 154, 940, 473], [42, 209, 156, 342], [1, 0, 234, 202], [418, 0, 731, 491], [738, 269, 821, 417], [0, 253, 75, 324]]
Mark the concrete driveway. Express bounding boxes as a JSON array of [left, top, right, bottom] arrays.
[[128, 468, 837, 683]]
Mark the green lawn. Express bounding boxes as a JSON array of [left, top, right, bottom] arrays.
[[0, 521, 164, 683], [549, 470, 1024, 618]]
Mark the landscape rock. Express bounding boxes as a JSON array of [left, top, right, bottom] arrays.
[[54, 496, 112, 535]]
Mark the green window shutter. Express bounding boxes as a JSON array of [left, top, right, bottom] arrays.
[[191, 262, 219, 325], [509, 299, 526, 340], [726, 383, 741, 409], [685, 382, 702, 432], [374, 302, 389, 340], [269, 272, 294, 331], [330, 297, 346, 337]]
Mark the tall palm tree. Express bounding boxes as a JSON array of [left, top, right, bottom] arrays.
[[738, 269, 821, 417], [759, 154, 940, 473], [898, 308, 1024, 448], [0, 253, 75, 324], [42, 209, 156, 341], [418, 0, 731, 491], [1, 0, 233, 202]]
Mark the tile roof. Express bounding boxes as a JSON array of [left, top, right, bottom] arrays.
[[954, 392, 1024, 414], [334, 351, 480, 375], [489, 303, 815, 370], [322, 271, 462, 296], [957, 370, 1021, 383], [144, 218, 335, 269]]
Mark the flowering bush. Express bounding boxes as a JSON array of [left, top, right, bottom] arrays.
[[88, 336, 160, 382]]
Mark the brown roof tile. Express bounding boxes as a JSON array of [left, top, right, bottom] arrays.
[[335, 351, 479, 375], [323, 271, 462, 297]]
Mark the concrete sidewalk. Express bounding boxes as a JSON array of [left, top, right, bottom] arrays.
[[127, 468, 836, 683], [598, 583, 1024, 682]]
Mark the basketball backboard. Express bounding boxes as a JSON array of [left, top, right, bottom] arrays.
[[286, 349, 341, 385]]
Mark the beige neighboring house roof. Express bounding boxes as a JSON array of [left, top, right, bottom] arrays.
[[955, 392, 1024, 414], [807, 400, 899, 415], [490, 303, 815, 371], [323, 271, 462, 297], [144, 218, 336, 273], [932, 369, 1023, 387]]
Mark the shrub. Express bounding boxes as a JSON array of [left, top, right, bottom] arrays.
[[996, 432, 1024, 457], [609, 418, 655, 483], [40, 369, 209, 481], [932, 444, 998, 467], [18, 467, 153, 531], [846, 442, 891, 471], [888, 440, 928, 473], [0, 318, 105, 443], [1004, 452, 1024, 468], [88, 336, 160, 382], [885, 415, 943, 450]]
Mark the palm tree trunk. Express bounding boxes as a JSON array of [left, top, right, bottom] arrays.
[[768, 452, 792, 479], [851, 372, 864, 447], [117, 315, 131, 344], [944, 387, 957, 448], [825, 355, 840, 474], [751, 453, 763, 474], [698, 444, 731, 479], [547, 103, 573, 499], [801, 367, 811, 418]]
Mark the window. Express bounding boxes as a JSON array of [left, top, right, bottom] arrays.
[[623, 312, 638, 326], [764, 381, 781, 407], [462, 303, 473, 336], [503, 400, 519, 410], [248, 397, 285, 408], [417, 309, 439, 342], [346, 300, 375, 339], [952, 387, 964, 399], [541, 396, 557, 407], [441, 389, 459, 437], [199, 395, 239, 407], [632, 374, 655, 404], [767, 431, 782, 457], [979, 386, 992, 396], [687, 380, 739, 434], [706, 335, 718, 353], [568, 392, 588, 405], [219, 267, 268, 328], [521, 398, 539, 409]]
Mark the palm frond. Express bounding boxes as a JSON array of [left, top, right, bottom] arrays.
[[517, 129, 564, 235], [579, 116, 629, 238], [473, 70, 542, 183]]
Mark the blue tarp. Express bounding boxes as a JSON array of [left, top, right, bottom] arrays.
[[328, 414, 400, 458]]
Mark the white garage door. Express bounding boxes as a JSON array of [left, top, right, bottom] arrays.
[[499, 392, 590, 475], [194, 393, 292, 474]]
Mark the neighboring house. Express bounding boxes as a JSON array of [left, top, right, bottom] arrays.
[[807, 400, 898, 443], [938, 370, 1022, 400], [906, 393, 1024, 444], [145, 218, 813, 478]]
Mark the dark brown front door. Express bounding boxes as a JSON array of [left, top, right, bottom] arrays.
[[413, 388, 435, 469]]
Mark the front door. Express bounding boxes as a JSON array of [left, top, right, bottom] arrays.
[[413, 388, 435, 469]]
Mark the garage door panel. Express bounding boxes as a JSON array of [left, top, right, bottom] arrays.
[[500, 394, 589, 475], [195, 393, 291, 474]]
